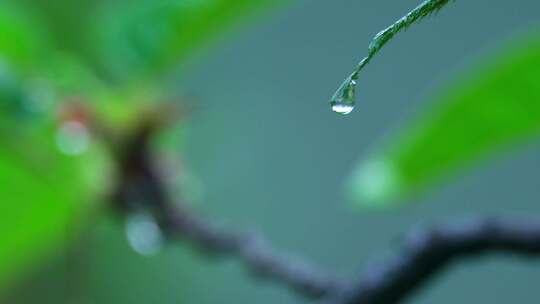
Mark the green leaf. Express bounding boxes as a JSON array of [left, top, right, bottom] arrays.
[[0, 151, 77, 287], [92, 0, 285, 82], [0, 1, 286, 91], [0, 128, 108, 288], [0, 3, 52, 73], [349, 31, 540, 207], [0, 82, 110, 288]]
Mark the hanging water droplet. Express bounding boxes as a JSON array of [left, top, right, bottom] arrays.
[[125, 212, 163, 256], [330, 78, 357, 115], [331, 103, 355, 115], [56, 120, 90, 155]]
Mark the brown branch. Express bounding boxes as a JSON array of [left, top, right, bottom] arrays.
[[131, 197, 540, 304], [110, 118, 343, 299], [327, 218, 540, 304], [157, 204, 344, 299], [109, 117, 540, 304]]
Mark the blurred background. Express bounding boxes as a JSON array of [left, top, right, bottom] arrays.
[[1, 0, 540, 303]]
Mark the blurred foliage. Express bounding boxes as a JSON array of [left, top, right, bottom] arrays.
[[0, 0, 282, 290], [350, 31, 540, 206], [93, 0, 284, 82], [0, 4, 50, 73], [5, 0, 283, 84], [0, 103, 108, 288], [2, 0, 540, 298]]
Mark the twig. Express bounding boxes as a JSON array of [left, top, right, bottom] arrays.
[[330, 0, 453, 109], [353, 0, 452, 79], [149, 204, 540, 304], [328, 218, 540, 304], [111, 119, 540, 304], [158, 204, 344, 298], [156, 209, 540, 304], [110, 119, 343, 299]]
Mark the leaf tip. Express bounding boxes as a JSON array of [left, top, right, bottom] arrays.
[[347, 158, 402, 208]]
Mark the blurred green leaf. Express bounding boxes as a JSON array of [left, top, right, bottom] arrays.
[[0, 128, 108, 288], [0, 150, 77, 287], [0, 78, 110, 288], [0, 3, 52, 73], [0, 0, 283, 288], [15, 0, 98, 57], [349, 32, 540, 207], [92, 0, 284, 82], [0, 0, 287, 93]]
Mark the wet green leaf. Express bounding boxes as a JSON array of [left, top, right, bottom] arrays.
[[349, 32, 540, 206]]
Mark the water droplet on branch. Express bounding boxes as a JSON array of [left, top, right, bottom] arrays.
[[125, 212, 164, 256], [330, 78, 357, 115]]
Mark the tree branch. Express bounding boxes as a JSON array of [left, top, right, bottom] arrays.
[[110, 119, 540, 304], [327, 218, 540, 304], [143, 200, 540, 304], [157, 204, 344, 299], [110, 119, 342, 299]]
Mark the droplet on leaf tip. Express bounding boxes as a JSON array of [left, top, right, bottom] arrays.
[[330, 78, 357, 115], [331, 103, 354, 115]]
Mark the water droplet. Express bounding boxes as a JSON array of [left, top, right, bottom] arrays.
[[331, 104, 355, 115], [330, 78, 357, 115], [56, 121, 90, 155], [125, 212, 163, 256]]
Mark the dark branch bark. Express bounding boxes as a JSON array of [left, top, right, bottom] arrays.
[[156, 208, 540, 304], [110, 119, 540, 304], [157, 205, 344, 299], [327, 218, 540, 304], [111, 120, 342, 299]]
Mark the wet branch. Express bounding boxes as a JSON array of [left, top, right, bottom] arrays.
[[110, 118, 540, 304], [110, 117, 342, 299], [158, 204, 343, 298], [144, 201, 540, 304], [327, 219, 540, 304]]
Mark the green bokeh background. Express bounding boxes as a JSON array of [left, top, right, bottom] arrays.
[[4, 0, 540, 303]]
